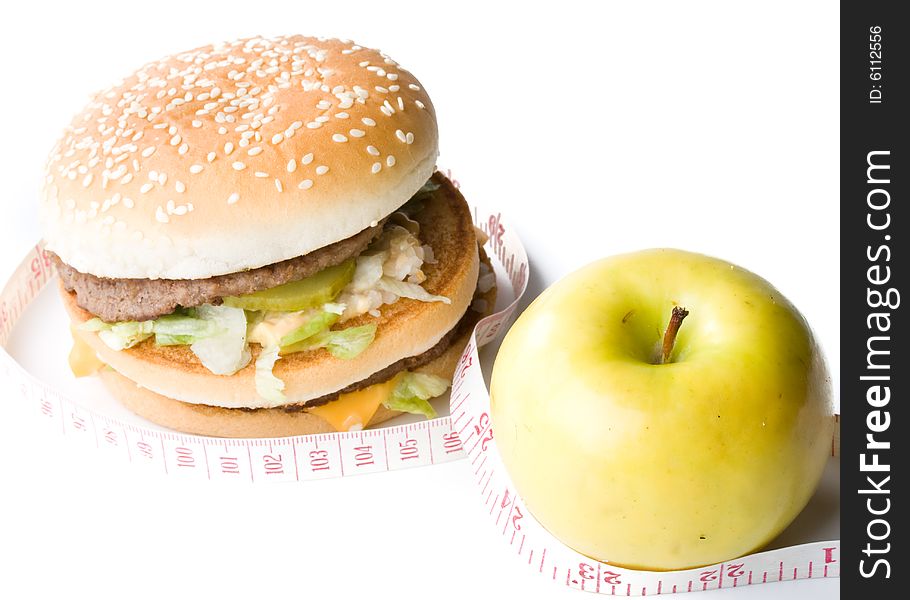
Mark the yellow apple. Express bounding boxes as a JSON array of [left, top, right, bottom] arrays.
[[489, 249, 834, 571]]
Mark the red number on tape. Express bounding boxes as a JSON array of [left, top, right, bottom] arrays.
[[175, 446, 195, 468], [263, 454, 284, 475], [399, 439, 419, 461], [220, 456, 240, 475], [309, 449, 330, 472], [442, 431, 462, 454], [354, 445, 374, 467]]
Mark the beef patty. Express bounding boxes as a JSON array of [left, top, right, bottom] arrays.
[[54, 219, 385, 323]]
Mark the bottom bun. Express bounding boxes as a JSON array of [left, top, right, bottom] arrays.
[[97, 324, 473, 438]]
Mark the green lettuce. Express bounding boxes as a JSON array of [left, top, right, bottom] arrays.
[[375, 277, 450, 304], [187, 305, 251, 375], [278, 310, 340, 347], [80, 318, 154, 351], [383, 372, 450, 419], [254, 345, 285, 403], [80, 309, 226, 350], [282, 323, 377, 359], [152, 312, 223, 345]]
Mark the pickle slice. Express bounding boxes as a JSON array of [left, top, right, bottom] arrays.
[[222, 259, 356, 312]]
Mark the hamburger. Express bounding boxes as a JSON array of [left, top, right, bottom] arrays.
[[40, 35, 496, 437]]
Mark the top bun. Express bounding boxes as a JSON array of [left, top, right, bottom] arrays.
[[40, 35, 438, 280]]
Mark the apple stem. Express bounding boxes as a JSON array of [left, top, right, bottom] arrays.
[[660, 306, 689, 364]]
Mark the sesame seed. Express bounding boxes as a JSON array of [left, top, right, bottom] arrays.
[[123, 197, 134, 208], [315, 165, 329, 175], [371, 162, 381, 174], [232, 161, 246, 170], [227, 192, 240, 204], [155, 206, 169, 223], [174, 205, 188, 216], [140, 183, 154, 194], [46, 36, 432, 218], [298, 179, 313, 190]]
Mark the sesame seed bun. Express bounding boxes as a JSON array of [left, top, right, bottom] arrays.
[[61, 182, 480, 411], [40, 35, 439, 280]]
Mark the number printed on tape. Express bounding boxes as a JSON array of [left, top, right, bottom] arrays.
[[248, 441, 296, 482]]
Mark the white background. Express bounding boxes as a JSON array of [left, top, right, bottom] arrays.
[[0, 1, 838, 599]]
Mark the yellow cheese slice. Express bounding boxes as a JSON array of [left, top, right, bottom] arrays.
[[307, 373, 404, 432], [68, 326, 106, 377]]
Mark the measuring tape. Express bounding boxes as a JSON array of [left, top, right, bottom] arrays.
[[0, 201, 529, 483]]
